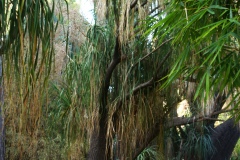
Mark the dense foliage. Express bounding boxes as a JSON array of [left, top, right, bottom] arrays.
[[0, 0, 239, 159]]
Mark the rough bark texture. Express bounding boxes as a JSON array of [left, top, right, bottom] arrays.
[[87, 117, 108, 160], [0, 56, 5, 160]]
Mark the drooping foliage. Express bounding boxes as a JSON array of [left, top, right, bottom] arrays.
[[145, 0, 240, 158], [147, 0, 240, 102], [49, 0, 240, 159], [0, 0, 69, 159], [50, 0, 175, 159], [1, 0, 240, 159]]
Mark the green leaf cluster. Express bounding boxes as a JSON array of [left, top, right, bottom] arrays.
[[146, 0, 240, 102]]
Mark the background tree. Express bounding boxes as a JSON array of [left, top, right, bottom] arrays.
[[0, 0, 70, 159]]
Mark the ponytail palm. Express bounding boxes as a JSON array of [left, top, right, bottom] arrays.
[[0, 0, 67, 159]]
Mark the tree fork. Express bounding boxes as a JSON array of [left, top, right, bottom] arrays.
[[88, 37, 122, 160]]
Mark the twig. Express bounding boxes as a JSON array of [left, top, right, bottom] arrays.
[[123, 38, 173, 85]]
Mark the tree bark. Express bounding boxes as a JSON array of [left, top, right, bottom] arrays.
[[0, 56, 5, 160], [87, 115, 108, 160], [209, 118, 240, 160], [87, 37, 121, 160]]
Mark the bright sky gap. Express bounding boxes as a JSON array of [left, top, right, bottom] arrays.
[[76, 0, 94, 25]]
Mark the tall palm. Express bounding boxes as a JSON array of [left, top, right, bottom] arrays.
[[0, 0, 67, 159]]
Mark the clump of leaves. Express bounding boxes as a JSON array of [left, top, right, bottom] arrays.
[[136, 145, 163, 160], [177, 125, 215, 160]]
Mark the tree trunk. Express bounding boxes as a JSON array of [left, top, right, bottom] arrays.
[[88, 37, 121, 160], [87, 116, 108, 160], [0, 56, 5, 160], [209, 118, 240, 160]]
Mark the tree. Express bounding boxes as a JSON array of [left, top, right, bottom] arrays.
[[0, 0, 67, 159], [84, 0, 240, 159], [1, 0, 239, 159]]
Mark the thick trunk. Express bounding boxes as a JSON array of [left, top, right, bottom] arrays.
[[0, 112, 4, 160], [209, 119, 240, 160], [87, 116, 108, 160], [88, 37, 121, 160], [0, 56, 5, 160]]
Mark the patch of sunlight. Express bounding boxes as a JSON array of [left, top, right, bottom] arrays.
[[75, 0, 94, 25], [177, 99, 190, 117]]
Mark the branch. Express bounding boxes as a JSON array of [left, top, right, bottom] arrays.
[[116, 50, 171, 115], [132, 121, 160, 159], [113, 41, 172, 159], [100, 36, 122, 113], [132, 108, 236, 159], [165, 108, 235, 128], [141, 1, 148, 7], [130, 0, 148, 10], [130, 0, 138, 9], [119, 67, 169, 108], [124, 38, 173, 85], [149, 5, 162, 15], [139, 38, 173, 64], [132, 78, 154, 94]]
